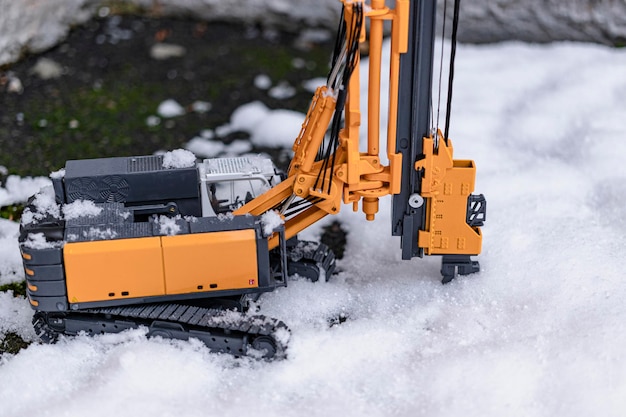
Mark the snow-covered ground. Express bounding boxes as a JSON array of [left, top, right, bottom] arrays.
[[1, 39, 626, 416]]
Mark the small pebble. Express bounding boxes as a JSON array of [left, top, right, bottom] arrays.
[[150, 43, 187, 60], [30, 58, 63, 80]]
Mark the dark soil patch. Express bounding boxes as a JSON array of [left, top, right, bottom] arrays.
[[321, 221, 348, 260], [0, 14, 334, 176]]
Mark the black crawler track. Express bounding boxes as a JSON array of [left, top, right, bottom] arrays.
[[33, 303, 290, 359], [286, 240, 336, 281]]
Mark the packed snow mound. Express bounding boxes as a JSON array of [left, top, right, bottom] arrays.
[[0, 0, 93, 66], [185, 136, 252, 158], [0, 219, 23, 285], [230, 101, 270, 133], [0, 175, 51, 207], [250, 109, 304, 148], [223, 101, 305, 148]]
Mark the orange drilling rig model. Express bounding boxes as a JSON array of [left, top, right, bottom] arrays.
[[19, 0, 485, 359]]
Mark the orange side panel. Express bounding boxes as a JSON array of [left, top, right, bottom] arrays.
[[161, 230, 258, 295], [64, 237, 165, 304]]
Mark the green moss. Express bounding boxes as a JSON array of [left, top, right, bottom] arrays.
[[22, 82, 171, 168], [4, 84, 192, 176], [0, 281, 27, 297], [0, 17, 333, 177], [0, 205, 23, 221], [243, 47, 299, 81], [0, 332, 30, 355]]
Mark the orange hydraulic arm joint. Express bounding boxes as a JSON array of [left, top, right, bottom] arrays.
[[236, 0, 410, 243], [234, 85, 341, 248]]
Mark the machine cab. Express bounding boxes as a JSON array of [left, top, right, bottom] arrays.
[[199, 156, 281, 216]]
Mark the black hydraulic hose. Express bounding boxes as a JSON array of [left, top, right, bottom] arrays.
[[315, 2, 362, 194], [444, 0, 461, 144], [325, 2, 362, 195], [329, 7, 346, 85], [283, 197, 323, 218], [435, 0, 448, 132]]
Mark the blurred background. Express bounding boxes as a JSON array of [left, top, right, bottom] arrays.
[[1, 0, 625, 177]]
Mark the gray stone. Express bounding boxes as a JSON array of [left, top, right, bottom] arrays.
[[150, 43, 187, 60], [30, 58, 64, 80], [2, 0, 626, 67], [443, 0, 626, 46]]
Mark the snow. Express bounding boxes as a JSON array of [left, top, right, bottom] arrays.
[[72, 227, 118, 242], [0, 0, 93, 66], [230, 101, 272, 132], [185, 136, 253, 158], [268, 81, 297, 99], [6, 74, 23, 94], [260, 210, 284, 236], [0, 220, 22, 285], [215, 101, 305, 148], [49, 168, 65, 179], [2, 39, 626, 416], [62, 199, 103, 220], [254, 74, 272, 89], [0, 175, 51, 207], [224, 139, 254, 155], [22, 232, 62, 250], [145, 115, 161, 127], [295, 28, 333, 46], [250, 109, 304, 147], [156, 215, 182, 236], [303, 77, 326, 93], [162, 149, 196, 169], [0, 291, 36, 341], [191, 100, 212, 113], [157, 99, 186, 118], [185, 136, 226, 158], [19, 185, 59, 225]]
